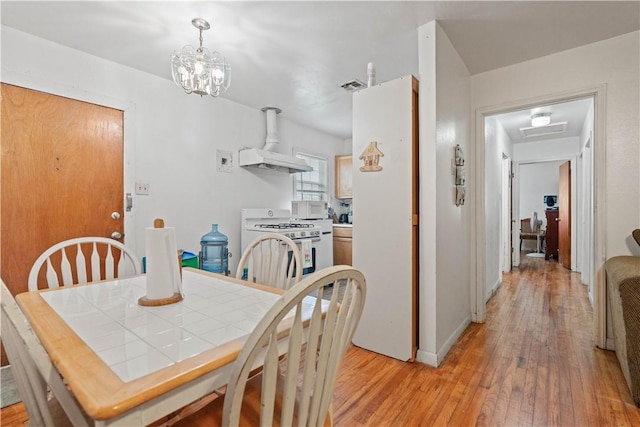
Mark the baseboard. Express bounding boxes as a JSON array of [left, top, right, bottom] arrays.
[[486, 278, 502, 302], [416, 349, 439, 367], [416, 315, 472, 368], [605, 337, 615, 351]]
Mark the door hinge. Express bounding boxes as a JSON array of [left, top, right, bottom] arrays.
[[412, 214, 419, 225]]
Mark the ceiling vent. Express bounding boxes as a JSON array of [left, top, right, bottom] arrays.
[[519, 122, 567, 138], [340, 79, 367, 92]]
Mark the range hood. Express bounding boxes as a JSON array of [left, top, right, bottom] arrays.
[[239, 107, 312, 174]]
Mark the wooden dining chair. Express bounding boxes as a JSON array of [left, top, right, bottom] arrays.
[[1, 281, 91, 426], [28, 237, 141, 291], [235, 233, 303, 290], [172, 266, 367, 427], [165, 234, 303, 425]]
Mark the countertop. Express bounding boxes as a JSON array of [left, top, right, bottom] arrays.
[[333, 223, 353, 228]]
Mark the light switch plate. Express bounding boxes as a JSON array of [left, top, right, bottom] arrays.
[[217, 150, 233, 173]]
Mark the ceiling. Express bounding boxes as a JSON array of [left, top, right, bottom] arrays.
[[493, 97, 594, 144], [2, 1, 638, 139]]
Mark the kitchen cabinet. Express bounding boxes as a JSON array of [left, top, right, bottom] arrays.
[[333, 226, 352, 266], [335, 155, 353, 199], [352, 75, 418, 361]]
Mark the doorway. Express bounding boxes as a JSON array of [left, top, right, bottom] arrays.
[[0, 82, 134, 365], [474, 87, 606, 348]]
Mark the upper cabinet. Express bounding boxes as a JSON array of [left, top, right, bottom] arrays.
[[335, 155, 353, 199]]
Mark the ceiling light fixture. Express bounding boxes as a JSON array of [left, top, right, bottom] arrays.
[[171, 18, 230, 97], [531, 112, 551, 127]]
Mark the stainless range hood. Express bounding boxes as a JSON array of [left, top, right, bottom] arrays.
[[239, 107, 312, 174]]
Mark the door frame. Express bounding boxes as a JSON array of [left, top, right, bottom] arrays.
[[473, 85, 606, 348], [500, 153, 512, 273], [2, 70, 137, 254]]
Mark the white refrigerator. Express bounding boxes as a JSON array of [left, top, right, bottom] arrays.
[[351, 75, 418, 361]]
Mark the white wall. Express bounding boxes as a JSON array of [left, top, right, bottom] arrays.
[[484, 117, 513, 297], [514, 136, 580, 163], [472, 31, 640, 260], [417, 21, 471, 367], [1, 26, 344, 274]]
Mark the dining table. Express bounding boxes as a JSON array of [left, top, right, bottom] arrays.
[[15, 267, 300, 426]]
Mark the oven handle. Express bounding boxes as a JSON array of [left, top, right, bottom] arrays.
[[294, 237, 321, 244]]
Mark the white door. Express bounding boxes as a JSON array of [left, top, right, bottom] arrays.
[[351, 75, 417, 361]]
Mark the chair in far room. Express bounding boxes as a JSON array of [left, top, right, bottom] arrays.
[[520, 212, 545, 253]]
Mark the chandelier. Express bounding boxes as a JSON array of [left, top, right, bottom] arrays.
[[171, 18, 230, 97]]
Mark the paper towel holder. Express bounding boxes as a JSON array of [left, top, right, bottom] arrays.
[[138, 218, 184, 307]]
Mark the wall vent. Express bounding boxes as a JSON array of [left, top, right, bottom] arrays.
[[519, 122, 567, 138], [340, 79, 367, 92]]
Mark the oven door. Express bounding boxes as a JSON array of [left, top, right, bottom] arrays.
[[288, 237, 319, 277]]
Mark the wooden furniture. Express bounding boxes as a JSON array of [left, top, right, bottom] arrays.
[[15, 268, 297, 426], [335, 155, 353, 199], [545, 210, 559, 260], [1, 280, 89, 426], [333, 226, 352, 266], [28, 237, 141, 291], [520, 217, 545, 252], [235, 233, 302, 290], [173, 266, 367, 427]]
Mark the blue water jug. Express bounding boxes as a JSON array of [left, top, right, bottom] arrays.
[[199, 224, 229, 275]]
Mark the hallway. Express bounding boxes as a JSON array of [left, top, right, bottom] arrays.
[[333, 255, 640, 426]]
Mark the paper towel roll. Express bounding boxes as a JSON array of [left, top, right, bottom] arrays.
[[145, 226, 182, 300]]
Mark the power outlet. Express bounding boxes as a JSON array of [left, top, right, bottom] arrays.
[[135, 181, 150, 195]]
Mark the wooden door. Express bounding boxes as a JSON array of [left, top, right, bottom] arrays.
[[1, 84, 124, 297], [558, 161, 571, 269]]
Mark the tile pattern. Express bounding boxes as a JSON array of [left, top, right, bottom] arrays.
[[40, 270, 284, 382]]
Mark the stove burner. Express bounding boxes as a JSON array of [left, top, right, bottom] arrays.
[[256, 223, 314, 229]]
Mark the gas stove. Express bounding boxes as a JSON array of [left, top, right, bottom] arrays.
[[242, 208, 321, 240], [248, 220, 321, 240], [240, 208, 333, 277]]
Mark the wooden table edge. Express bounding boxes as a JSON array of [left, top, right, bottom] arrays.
[[16, 269, 284, 420]]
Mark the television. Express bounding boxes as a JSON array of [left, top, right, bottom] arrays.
[[544, 195, 557, 208]]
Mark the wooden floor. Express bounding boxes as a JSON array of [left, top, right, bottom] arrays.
[[2, 254, 639, 426], [333, 254, 640, 426]]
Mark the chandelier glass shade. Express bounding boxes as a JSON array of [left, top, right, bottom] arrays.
[[171, 18, 230, 97]]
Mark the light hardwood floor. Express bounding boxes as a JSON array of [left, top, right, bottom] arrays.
[[2, 254, 639, 426], [333, 254, 640, 426]]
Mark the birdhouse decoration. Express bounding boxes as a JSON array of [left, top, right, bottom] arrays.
[[359, 141, 384, 172]]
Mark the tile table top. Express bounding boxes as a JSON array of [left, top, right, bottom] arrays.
[[39, 269, 282, 382]]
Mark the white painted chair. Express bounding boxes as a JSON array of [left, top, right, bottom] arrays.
[[235, 234, 303, 290], [28, 237, 141, 291], [173, 265, 367, 427], [1, 281, 90, 426]]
